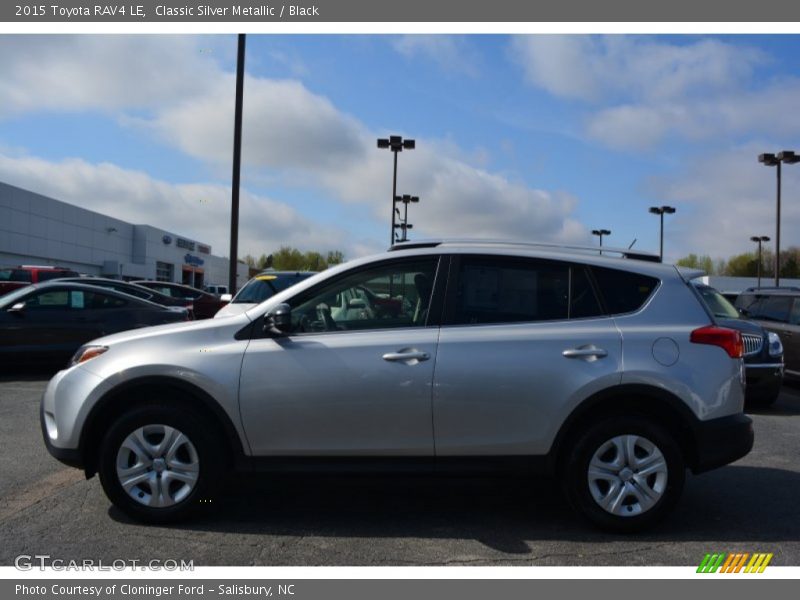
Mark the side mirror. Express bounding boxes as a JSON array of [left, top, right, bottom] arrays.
[[263, 303, 292, 336], [220, 293, 233, 303], [8, 302, 25, 314]]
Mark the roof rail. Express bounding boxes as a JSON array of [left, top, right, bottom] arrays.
[[388, 239, 662, 262]]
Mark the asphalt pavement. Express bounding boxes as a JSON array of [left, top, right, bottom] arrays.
[[1, 373, 799, 566]]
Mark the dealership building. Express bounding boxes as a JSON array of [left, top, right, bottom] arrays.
[[0, 181, 248, 289]]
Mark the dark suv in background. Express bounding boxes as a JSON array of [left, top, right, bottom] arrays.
[[694, 283, 784, 406], [736, 289, 800, 382]]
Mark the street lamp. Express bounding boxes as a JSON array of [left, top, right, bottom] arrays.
[[592, 229, 611, 254], [377, 135, 415, 246], [750, 235, 771, 290], [394, 194, 419, 242], [759, 150, 800, 287], [648, 205, 676, 261]]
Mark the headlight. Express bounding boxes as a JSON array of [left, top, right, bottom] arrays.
[[767, 331, 783, 358], [69, 345, 108, 367]]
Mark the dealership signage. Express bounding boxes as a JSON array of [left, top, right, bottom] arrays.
[[184, 254, 204, 267]]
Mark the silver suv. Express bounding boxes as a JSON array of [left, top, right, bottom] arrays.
[[41, 240, 753, 531]]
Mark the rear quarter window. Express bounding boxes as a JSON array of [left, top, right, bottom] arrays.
[[591, 266, 659, 315]]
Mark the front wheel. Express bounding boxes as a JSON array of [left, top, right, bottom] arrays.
[[98, 405, 224, 523], [563, 416, 685, 533]]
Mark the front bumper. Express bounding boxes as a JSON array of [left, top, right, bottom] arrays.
[[692, 413, 754, 474], [744, 363, 784, 402], [40, 399, 84, 469]]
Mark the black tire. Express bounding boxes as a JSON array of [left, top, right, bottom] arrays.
[[563, 416, 685, 533], [98, 404, 224, 523], [745, 392, 780, 408]]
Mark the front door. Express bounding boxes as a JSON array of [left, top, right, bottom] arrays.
[[239, 257, 443, 456]]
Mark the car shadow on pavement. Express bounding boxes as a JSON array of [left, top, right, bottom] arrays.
[[107, 465, 800, 553]]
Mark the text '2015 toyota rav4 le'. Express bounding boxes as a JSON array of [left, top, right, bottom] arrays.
[[41, 240, 753, 532]]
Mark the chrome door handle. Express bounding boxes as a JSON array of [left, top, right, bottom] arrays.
[[562, 348, 608, 359], [382, 351, 430, 362]]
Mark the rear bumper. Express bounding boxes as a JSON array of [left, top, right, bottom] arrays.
[[692, 413, 754, 474]]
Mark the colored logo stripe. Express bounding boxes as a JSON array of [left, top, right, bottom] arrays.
[[697, 553, 773, 573]]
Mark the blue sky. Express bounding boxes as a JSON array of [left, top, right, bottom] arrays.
[[2, 34, 800, 262]]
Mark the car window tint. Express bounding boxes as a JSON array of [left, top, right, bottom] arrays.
[[25, 290, 70, 309], [38, 270, 78, 281], [288, 259, 437, 333], [755, 295, 792, 322], [570, 266, 604, 319], [790, 299, 800, 325], [591, 267, 659, 315], [81, 291, 127, 309], [452, 257, 570, 325], [11, 270, 32, 282]]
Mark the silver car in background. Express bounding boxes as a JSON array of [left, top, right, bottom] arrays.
[[41, 240, 753, 531]]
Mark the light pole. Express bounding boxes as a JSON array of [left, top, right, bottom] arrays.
[[592, 229, 611, 254], [648, 205, 676, 261], [394, 194, 419, 242], [377, 135, 415, 246], [750, 235, 770, 290], [759, 151, 800, 287], [228, 33, 246, 295]]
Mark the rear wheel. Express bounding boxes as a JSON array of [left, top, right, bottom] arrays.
[[98, 404, 224, 523], [563, 416, 685, 532]]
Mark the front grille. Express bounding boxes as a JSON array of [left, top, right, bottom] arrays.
[[742, 333, 763, 356]]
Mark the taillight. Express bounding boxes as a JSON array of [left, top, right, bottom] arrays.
[[690, 326, 744, 358]]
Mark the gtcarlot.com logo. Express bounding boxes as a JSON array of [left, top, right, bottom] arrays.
[[697, 552, 773, 573]]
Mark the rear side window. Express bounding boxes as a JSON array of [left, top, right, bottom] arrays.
[[448, 257, 603, 325], [750, 295, 792, 323], [591, 266, 659, 315]]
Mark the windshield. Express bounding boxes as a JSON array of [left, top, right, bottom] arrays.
[[233, 273, 313, 304], [0, 285, 34, 307], [694, 283, 741, 319]]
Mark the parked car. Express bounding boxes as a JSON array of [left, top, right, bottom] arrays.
[[1, 282, 189, 366], [204, 284, 229, 296], [42, 240, 752, 531], [736, 288, 800, 380], [692, 282, 784, 406], [214, 271, 317, 318], [53, 277, 193, 319], [132, 281, 226, 319], [0, 265, 80, 296]]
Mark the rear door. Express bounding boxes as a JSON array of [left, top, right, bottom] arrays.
[[432, 255, 622, 456]]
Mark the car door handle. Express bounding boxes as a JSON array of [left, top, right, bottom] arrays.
[[562, 348, 608, 359], [382, 351, 430, 362]]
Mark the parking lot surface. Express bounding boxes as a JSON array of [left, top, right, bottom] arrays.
[[2, 373, 799, 567]]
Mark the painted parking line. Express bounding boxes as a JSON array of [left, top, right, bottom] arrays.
[[0, 468, 85, 522]]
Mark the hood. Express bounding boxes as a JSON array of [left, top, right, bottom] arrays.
[[87, 311, 252, 347], [214, 302, 255, 319]]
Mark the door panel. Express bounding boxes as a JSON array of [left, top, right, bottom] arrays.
[[433, 319, 622, 455], [240, 329, 438, 455]]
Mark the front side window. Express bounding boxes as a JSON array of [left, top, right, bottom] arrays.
[[753, 295, 792, 323], [286, 259, 438, 333]]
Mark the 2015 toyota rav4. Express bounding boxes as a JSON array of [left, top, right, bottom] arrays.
[[41, 240, 753, 532]]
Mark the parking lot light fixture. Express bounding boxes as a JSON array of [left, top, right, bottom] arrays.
[[377, 136, 416, 246], [760, 151, 799, 287], [750, 235, 771, 290], [394, 194, 420, 242], [591, 229, 611, 254], [648, 206, 676, 261]]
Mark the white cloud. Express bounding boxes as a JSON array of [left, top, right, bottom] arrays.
[[651, 143, 800, 261], [0, 35, 588, 251], [510, 35, 799, 150], [391, 35, 479, 77], [0, 152, 371, 258], [0, 36, 219, 116]]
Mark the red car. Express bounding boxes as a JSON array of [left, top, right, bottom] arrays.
[[132, 281, 228, 319], [0, 265, 80, 296]]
